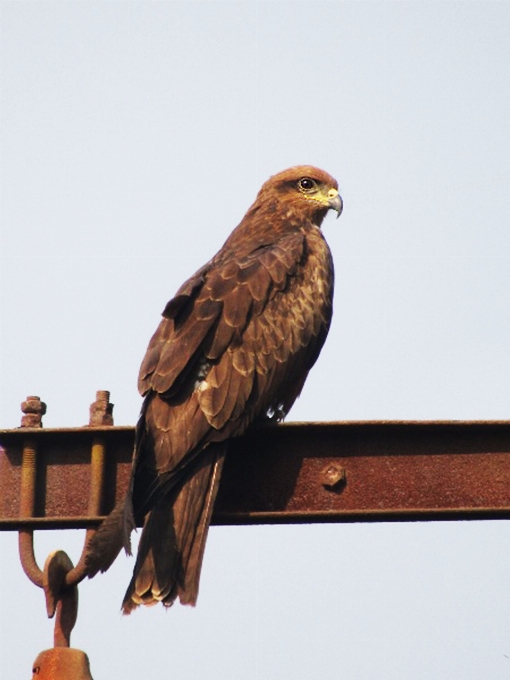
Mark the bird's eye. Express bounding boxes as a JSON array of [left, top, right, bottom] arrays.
[[298, 178, 317, 192]]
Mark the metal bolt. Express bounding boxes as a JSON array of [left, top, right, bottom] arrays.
[[88, 390, 114, 427], [321, 463, 346, 491], [20, 396, 47, 428]]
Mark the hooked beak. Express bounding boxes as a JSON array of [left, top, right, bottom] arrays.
[[327, 189, 343, 218]]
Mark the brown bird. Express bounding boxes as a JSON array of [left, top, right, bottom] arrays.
[[86, 165, 342, 613]]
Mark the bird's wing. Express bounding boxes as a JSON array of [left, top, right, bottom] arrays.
[[139, 230, 308, 400]]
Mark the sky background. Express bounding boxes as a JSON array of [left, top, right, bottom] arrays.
[[1, 1, 510, 678]]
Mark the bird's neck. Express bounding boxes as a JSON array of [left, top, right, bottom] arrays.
[[224, 200, 327, 254]]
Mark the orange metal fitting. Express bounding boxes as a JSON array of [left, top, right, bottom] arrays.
[[31, 648, 93, 679]]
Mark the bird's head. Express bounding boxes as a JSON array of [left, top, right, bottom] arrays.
[[256, 165, 343, 226]]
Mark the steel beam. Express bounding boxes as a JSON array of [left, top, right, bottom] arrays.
[[2, 421, 510, 529]]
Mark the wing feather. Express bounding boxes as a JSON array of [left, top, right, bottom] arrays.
[[230, 367, 255, 421], [162, 264, 208, 322], [204, 270, 238, 302], [206, 318, 236, 360], [231, 345, 256, 376], [246, 264, 272, 301], [138, 318, 174, 394], [211, 363, 245, 429], [222, 284, 253, 329], [198, 359, 233, 420], [150, 319, 212, 394]]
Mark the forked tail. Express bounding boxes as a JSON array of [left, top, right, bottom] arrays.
[[122, 444, 226, 613]]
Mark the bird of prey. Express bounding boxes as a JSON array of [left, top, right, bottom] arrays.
[[87, 165, 342, 613]]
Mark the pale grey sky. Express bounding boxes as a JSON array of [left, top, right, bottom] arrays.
[[1, 2, 510, 678]]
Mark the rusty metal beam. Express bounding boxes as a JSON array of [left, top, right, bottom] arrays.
[[2, 420, 510, 529]]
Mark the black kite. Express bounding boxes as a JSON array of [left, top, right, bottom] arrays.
[[87, 166, 342, 613]]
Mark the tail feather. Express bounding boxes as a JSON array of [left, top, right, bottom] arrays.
[[122, 444, 226, 613], [85, 500, 130, 577]]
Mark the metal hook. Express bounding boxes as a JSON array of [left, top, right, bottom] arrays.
[[43, 550, 79, 647]]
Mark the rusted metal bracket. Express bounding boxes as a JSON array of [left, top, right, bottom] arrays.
[[2, 403, 510, 530], [10, 392, 113, 679], [2, 393, 510, 679]]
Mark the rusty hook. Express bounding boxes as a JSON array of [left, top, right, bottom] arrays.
[[43, 550, 79, 647]]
